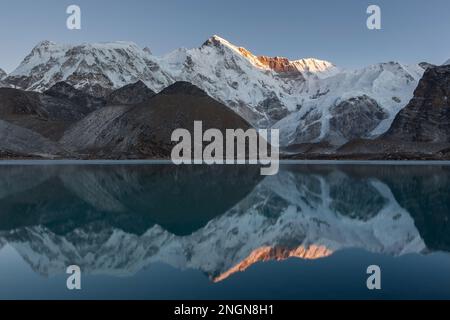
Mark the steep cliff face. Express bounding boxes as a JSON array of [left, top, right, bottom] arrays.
[[337, 65, 450, 157], [0, 119, 66, 157], [383, 65, 450, 143]]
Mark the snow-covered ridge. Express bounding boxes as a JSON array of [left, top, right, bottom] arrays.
[[7, 40, 173, 96]]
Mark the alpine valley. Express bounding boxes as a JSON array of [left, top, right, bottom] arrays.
[[1, 36, 449, 160]]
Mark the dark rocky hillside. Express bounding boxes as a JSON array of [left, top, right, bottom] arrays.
[[60, 81, 253, 159]]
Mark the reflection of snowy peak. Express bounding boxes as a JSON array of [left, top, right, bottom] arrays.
[[3, 36, 425, 146], [1, 169, 425, 281]]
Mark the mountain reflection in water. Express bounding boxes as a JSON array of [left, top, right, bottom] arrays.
[[0, 163, 449, 285]]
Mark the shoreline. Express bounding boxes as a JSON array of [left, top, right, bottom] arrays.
[[2, 149, 450, 163], [1, 157, 450, 165]]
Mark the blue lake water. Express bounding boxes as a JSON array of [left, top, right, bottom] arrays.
[[0, 161, 449, 300]]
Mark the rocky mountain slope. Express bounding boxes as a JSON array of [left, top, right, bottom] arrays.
[[0, 36, 427, 148], [0, 119, 66, 158], [338, 65, 450, 157], [60, 81, 252, 158], [4, 41, 173, 97], [0, 83, 105, 141], [0, 68, 7, 88]]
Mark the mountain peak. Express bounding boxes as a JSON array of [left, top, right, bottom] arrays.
[[443, 59, 450, 66], [34, 40, 56, 48], [27, 40, 59, 57], [0, 68, 6, 80], [160, 81, 208, 97], [44, 81, 80, 95], [133, 80, 148, 87], [202, 35, 236, 49], [419, 62, 436, 70], [143, 47, 152, 55], [380, 64, 450, 147], [208, 35, 229, 44], [7, 39, 173, 95], [201, 35, 336, 75], [106, 80, 156, 105]]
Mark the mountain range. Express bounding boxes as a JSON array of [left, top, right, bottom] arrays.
[[0, 36, 449, 159]]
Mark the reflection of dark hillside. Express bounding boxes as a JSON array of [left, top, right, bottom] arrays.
[[285, 164, 450, 252], [276, 165, 387, 221], [377, 166, 450, 252], [0, 165, 262, 236]]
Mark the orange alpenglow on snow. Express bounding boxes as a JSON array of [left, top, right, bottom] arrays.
[[213, 245, 333, 283]]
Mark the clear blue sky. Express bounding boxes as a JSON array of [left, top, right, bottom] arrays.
[[0, 0, 449, 72]]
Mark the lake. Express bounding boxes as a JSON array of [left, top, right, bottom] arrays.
[[0, 161, 449, 299]]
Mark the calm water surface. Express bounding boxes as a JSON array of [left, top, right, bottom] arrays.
[[0, 161, 449, 299]]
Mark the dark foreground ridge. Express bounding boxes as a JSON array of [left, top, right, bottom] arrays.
[[1, 65, 450, 160], [0, 81, 252, 159]]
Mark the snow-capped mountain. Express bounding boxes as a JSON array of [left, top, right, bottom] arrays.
[[2, 36, 426, 146], [5, 41, 173, 97], [161, 35, 340, 126], [161, 36, 424, 145], [274, 62, 424, 145], [443, 59, 450, 66], [0, 167, 425, 280]]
